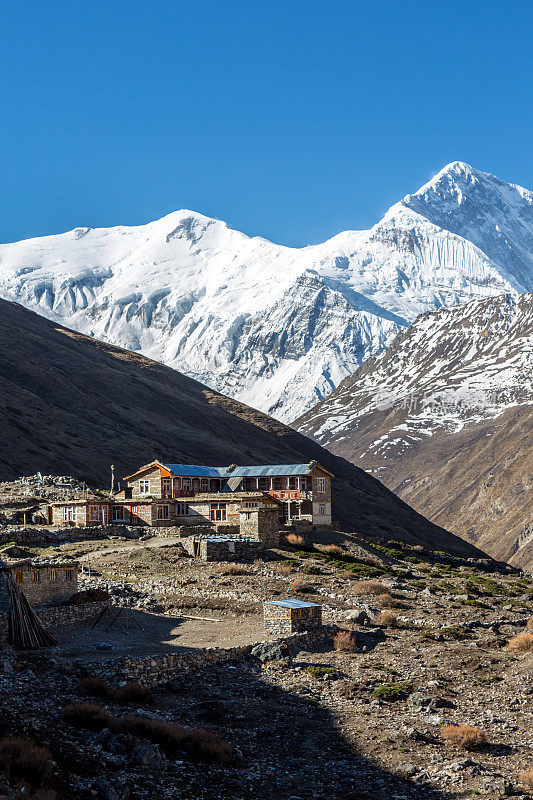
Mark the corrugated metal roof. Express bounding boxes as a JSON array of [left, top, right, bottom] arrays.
[[162, 463, 313, 477], [162, 465, 223, 477], [264, 599, 319, 609]]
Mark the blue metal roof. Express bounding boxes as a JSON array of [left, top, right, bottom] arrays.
[[162, 464, 223, 477], [264, 599, 319, 609], [162, 463, 313, 478]]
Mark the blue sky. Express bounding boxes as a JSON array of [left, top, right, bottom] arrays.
[[1, 0, 532, 246]]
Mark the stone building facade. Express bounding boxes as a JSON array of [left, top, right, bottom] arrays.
[[263, 599, 322, 635], [182, 535, 262, 562], [239, 507, 280, 548], [0, 561, 79, 610]]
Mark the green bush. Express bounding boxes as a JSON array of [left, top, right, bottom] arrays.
[[303, 665, 337, 679], [372, 682, 415, 701]]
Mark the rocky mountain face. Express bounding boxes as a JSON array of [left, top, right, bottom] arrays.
[[295, 293, 533, 567], [0, 298, 489, 559], [1, 162, 532, 421]]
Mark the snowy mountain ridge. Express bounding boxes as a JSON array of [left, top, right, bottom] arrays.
[[1, 161, 532, 420], [295, 292, 533, 459]]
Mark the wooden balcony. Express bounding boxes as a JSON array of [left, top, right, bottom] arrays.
[[267, 490, 311, 501]]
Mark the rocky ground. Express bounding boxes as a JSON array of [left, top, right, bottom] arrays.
[[0, 532, 532, 800]]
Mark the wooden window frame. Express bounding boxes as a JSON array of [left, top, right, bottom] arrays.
[[139, 479, 150, 495], [157, 504, 170, 521], [210, 502, 227, 522], [65, 568, 73, 582]]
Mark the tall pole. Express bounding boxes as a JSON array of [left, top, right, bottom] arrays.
[[110, 465, 115, 498]]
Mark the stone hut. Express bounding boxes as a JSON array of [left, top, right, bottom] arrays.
[[183, 535, 262, 562], [0, 560, 79, 610], [239, 507, 280, 548], [263, 599, 322, 635]]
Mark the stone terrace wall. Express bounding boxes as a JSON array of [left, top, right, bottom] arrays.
[[87, 626, 333, 686], [0, 601, 109, 644], [0, 525, 125, 546]]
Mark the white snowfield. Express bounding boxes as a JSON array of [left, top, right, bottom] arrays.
[[296, 292, 533, 457], [1, 161, 532, 421]]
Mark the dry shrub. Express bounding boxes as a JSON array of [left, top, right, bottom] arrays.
[[214, 563, 250, 576], [78, 678, 152, 705], [353, 580, 388, 596], [321, 544, 344, 556], [377, 592, 397, 608], [333, 630, 356, 652], [441, 724, 487, 751], [526, 617, 533, 629], [61, 703, 110, 731], [0, 737, 53, 788], [275, 563, 293, 576], [291, 577, 314, 593], [62, 705, 232, 764], [286, 533, 305, 547], [337, 679, 358, 698], [507, 632, 533, 652], [377, 610, 399, 627], [519, 770, 533, 790]]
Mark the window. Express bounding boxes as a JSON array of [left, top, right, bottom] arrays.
[[15, 570, 23, 585], [62, 506, 77, 522], [318, 504, 326, 516], [243, 501, 259, 508], [65, 568, 73, 582], [273, 477, 283, 490], [162, 478, 171, 496], [316, 477, 326, 493], [88, 505, 100, 522], [210, 502, 227, 522], [139, 479, 150, 495], [182, 479, 191, 491], [50, 569, 58, 583], [32, 570, 41, 584], [113, 506, 125, 521], [177, 503, 189, 516], [157, 505, 169, 520], [200, 479, 209, 492], [288, 477, 297, 490]]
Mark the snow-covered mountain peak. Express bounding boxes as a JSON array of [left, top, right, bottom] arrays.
[[1, 163, 532, 421]]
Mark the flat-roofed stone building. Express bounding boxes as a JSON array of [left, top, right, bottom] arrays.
[[263, 599, 322, 635]]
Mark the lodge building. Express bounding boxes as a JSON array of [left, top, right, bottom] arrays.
[[49, 461, 333, 529]]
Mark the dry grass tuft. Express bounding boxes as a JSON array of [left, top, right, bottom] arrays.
[[62, 704, 232, 763], [526, 617, 533, 630], [352, 580, 388, 596], [78, 677, 152, 705], [377, 610, 399, 627], [214, 563, 250, 576], [290, 577, 314, 593], [0, 737, 53, 788], [376, 592, 397, 608], [440, 724, 487, 751], [321, 544, 344, 556], [333, 630, 356, 652], [507, 632, 533, 652], [519, 770, 533, 790], [275, 563, 293, 576], [286, 533, 305, 547]]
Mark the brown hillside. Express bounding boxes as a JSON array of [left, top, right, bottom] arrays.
[[0, 299, 488, 560]]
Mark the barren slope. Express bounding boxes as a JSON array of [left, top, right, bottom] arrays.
[[295, 294, 533, 567], [0, 299, 488, 559]]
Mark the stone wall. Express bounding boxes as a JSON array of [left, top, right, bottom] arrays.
[[0, 525, 125, 546], [239, 508, 280, 548], [87, 626, 333, 686], [0, 601, 109, 643], [0, 563, 78, 609]]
